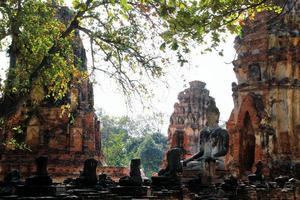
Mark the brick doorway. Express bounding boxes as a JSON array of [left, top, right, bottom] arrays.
[[240, 112, 256, 173]]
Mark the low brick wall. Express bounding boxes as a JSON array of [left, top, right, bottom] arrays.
[[97, 166, 129, 181], [0, 153, 128, 183]]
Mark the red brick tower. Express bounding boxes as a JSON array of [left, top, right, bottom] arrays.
[[226, 1, 300, 176], [0, 7, 104, 181]]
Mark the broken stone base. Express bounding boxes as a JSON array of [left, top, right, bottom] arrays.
[[0, 180, 300, 200], [151, 176, 181, 191]]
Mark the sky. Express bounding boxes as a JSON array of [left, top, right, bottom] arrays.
[[91, 36, 237, 132]]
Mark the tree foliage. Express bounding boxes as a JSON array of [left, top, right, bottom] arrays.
[[0, 0, 289, 151], [0, 0, 286, 118], [103, 131, 129, 167], [100, 113, 167, 177], [139, 135, 165, 177]]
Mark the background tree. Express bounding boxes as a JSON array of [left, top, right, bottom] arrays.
[[139, 135, 165, 177], [103, 131, 129, 167], [99, 112, 167, 177]]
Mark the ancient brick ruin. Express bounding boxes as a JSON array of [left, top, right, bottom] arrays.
[[226, 1, 300, 177], [166, 81, 220, 160], [3, 1, 300, 200], [0, 7, 104, 181]]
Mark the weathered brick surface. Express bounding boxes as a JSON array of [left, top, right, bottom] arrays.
[[0, 7, 104, 181], [164, 81, 219, 165], [225, 1, 300, 176], [0, 78, 104, 181]]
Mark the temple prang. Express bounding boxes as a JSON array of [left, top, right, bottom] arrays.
[[165, 81, 220, 162], [225, 1, 300, 177], [0, 6, 104, 181]]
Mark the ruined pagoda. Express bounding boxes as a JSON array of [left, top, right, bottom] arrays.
[[166, 81, 220, 160], [0, 7, 104, 181], [226, 1, 300, 176]]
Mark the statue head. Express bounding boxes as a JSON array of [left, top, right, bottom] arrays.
[[206, 98, 220, 127]]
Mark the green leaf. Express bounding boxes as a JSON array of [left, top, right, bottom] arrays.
[[159, 42, 166, 51], [120, 0, 132, 11], [171, 41, 179, 50]]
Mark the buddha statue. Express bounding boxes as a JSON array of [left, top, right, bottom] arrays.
[[151, 148, 182, 190], [158, 148, 183, 177], [182, 105, 229, 175]]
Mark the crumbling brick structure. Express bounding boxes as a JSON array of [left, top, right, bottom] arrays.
[[166, 81, 220, 161], [225, 1, 300, 177], [0, 7, 104, 181]]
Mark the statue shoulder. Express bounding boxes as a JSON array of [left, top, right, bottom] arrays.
[[215, 127, 228, 133], [211, 127, 229, 138], [200, 127, 210, 132], [168, 148, 182, 156]]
